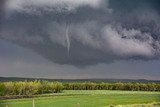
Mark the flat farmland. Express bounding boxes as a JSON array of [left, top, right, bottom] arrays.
[[1, 90, 160, 107]]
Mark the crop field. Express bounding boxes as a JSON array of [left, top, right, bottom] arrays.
[[1, 90, 160, 107]]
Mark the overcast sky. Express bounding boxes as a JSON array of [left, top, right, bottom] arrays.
[[0, 0, 160, 80]]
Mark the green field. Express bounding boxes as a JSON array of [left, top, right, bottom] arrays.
[[1, 90, 160, 107]]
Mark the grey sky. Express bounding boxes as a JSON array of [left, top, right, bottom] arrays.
[[0, 0, 160, 80], [0, 39, 160, 80]]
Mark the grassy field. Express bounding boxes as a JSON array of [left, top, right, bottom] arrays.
[[0, 90, 160, 107]]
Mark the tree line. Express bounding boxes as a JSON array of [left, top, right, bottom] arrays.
[[0, 81, 160, 96], [0, 81, 63, 96], [64, 82, 160, 91]]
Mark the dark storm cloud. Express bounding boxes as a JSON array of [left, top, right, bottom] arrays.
[[0, 0, 6, 21], [0, 0, 5, 12], [0, 0, 160, 66]]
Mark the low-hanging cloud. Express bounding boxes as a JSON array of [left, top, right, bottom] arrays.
[[101, 25, 155, 57], [5, 0, 108, 14], [0, 0, 160, 66]]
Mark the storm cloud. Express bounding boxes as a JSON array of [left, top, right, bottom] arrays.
[[0, 0, 160, 66]]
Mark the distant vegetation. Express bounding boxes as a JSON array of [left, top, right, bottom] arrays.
[[0, 81, 63, 96], [1, 77, 160, 83], [64, 82, 160, 91], [0, 81, 160, 96]]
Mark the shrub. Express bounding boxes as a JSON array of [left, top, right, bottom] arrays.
[[0, 83, 5, 96]]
